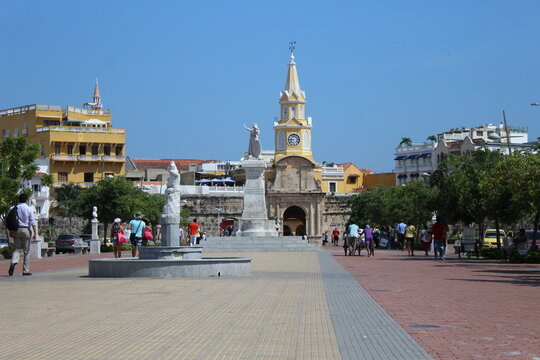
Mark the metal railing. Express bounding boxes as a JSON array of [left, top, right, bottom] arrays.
[[102, 156, 125, 162], [51, 154, 78, 161], [37, 126, 125, 134], [67, 106, 111, 116], [78, 155, 102, 161]]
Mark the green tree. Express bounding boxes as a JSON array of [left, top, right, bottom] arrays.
[[399, 137, 412, 147], [52, 183, 82, 233], [427, 135, 437, 143], [0, 137, 41, 232], [76, 177, 167, 241], [430, 149, 504, 244]]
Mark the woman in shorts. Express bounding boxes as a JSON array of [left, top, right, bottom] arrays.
[[110, 218, 124, 258], [364, 225, 374, 257]]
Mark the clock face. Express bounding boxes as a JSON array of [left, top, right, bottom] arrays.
[[287, 133, 301, 147]]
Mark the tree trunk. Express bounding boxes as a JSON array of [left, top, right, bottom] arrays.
[[495, 218, 501, 249]]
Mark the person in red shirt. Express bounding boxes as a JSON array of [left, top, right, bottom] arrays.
[[432, 216, 449, 260], [332, 228, 340, 246], [188, 219, 199, 247]]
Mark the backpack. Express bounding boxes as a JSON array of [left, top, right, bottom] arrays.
[[111, 224, 121, 238], [6, 205, 19, 231]]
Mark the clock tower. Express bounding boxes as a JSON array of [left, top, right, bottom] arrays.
[[274, 47, 314, 163]]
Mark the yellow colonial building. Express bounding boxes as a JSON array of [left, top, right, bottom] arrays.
[[0, 81, 126, 187]]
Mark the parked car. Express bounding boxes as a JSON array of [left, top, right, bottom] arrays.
[[0, 238, 9, 249], [482, 229, 506, 248], [55, 234, 82, 254]]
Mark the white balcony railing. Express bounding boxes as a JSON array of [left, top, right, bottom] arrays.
[[78, 155, 102, 161], [67, 106, 111, 116], [37, 126, 124, 134], [51, 154, 78, 161], [102, 156, 125, 162]]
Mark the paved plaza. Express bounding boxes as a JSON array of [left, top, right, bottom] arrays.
[[1, 248, 538, 360]]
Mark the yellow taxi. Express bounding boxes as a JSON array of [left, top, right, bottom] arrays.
[[482, 229, 506, 248]]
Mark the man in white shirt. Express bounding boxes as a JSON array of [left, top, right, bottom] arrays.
[[9, 193, 38, 276]]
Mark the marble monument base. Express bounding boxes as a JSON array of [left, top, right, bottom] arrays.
[[236, 219, 278, 237]]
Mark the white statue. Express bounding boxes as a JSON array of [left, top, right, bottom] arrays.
[[244, 123, 262, 159], [163, 161, 181, 216], [92, 206, 98, 219]]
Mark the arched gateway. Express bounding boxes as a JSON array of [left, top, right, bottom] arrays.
[[283, 206, 306, 236]]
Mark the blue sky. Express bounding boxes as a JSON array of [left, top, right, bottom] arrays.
[[1, 0, 539, 172]]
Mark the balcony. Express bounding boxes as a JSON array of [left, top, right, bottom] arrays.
[[37, 126, 124, 134], [32, 191, 49, 200], [67, 106, 111, 116], [51, 154, 78, 161], [102, 156, 125, 162], [78, 155, 102, 162], [322, 166, 345, 181]]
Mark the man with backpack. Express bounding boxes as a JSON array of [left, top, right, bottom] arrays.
[[8, 193, 38, 276]]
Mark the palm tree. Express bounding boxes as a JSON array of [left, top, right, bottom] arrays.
[[426, 135, 437, 143], [399, 137, 412, 147]]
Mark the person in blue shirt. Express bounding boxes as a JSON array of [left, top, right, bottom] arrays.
[[8, 193, 38, 276], [396, 221, 407, 251], [128, 213, 145, 257]]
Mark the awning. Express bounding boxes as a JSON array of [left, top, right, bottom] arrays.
[[397, 174, 407, 178], [394, 155, 406, 160], [407, 155, 419, 159], [348, 174, 360, 178], [410, 173, 420, 177], [418, 153, 431, 158]]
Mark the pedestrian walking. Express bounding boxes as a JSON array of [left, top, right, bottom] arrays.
[[420, 225, 432, 256], [110, 218, 125, 258], [432, 216, 448, 260], [373, 225, 381, 249], [405, 223, 416, 256], [396, 221, 406, 250], [321, 232, 328, 246], [8, 193, 38, 276], [179, 226, 185, 245], [189, 219, 199, 247], [332, 227, 340, 246], [364, 225, 374, 257], [128, 213, 145, 257]]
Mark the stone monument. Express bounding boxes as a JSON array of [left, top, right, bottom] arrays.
[[89, 206, 101, 253], [28, 199, 42, 259], [236, 125, 277, 236]]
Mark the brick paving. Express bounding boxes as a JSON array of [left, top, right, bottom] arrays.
[[329, 248, 540, 360]]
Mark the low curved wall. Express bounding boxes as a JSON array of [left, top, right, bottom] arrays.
[[89, 257, 251, 278]]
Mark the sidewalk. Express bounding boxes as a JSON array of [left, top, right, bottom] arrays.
[[329, 248, 540, 360]]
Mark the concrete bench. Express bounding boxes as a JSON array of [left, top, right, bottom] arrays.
[[74, 246, 89, 255], [41, 246, 56, 257]]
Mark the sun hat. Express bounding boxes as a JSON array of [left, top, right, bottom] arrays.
[[114, 218, 121, 223], [134, 212, 143, 219]]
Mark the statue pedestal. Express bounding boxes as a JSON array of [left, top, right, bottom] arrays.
[[236, 159, 277, 237], [29, 239, 43, 259], [160, 214, 180, 247], [90, 218, 100, 253]]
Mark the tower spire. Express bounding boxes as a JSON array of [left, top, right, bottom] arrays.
[[285, 41, 301, 94], [92, 78, 102, 111]]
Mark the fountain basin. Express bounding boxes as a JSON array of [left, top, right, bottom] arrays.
[[89, 256, 251, 278]]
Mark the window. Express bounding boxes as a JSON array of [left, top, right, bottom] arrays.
[[36, 206, 41, 214], [79, 145, 86, 155], [104, 145, 111, 156], [22, 123, 28, 135], [32, 184, 41, 192], [3, 129, 10, 137], [13, 128, 19, 137], [67, 145, 73, 155], [84, 173, 94, 183], [277, 131, 285, 150], [291, 105, 296, 117], [91, 145, 99, 155], [115, 145, 123, 156], [347, 176, 357, 184], [58, 172, 68, 182], [477, 131, 483, 136], [55, 145, 61, 155], [329, 182, 337, 193]]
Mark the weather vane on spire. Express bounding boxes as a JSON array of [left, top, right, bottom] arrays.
[[289, 40, 296, 56]]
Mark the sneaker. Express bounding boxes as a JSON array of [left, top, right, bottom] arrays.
[[8, 264, 15, 276], [23, 272, 32, 276]]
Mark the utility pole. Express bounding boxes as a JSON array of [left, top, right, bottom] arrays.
[[502, 110, 512, 155]]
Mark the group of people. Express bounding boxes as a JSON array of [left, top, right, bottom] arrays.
[[109, 213, 153, 258]]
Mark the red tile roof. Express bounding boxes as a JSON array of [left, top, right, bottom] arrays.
[[131, 159, 220, 172]]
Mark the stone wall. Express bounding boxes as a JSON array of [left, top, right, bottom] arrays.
[[321, 195, 352, 234]]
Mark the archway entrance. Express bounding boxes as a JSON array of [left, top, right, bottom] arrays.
[[283, 206, 306, 236]]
